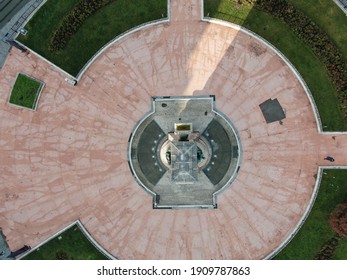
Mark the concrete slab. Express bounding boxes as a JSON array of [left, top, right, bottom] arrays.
[[259, 98, 286, 123]]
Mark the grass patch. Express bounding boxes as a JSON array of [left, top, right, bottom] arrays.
[[17, 0, 167, 76], [204, 0, 347, 131], [23, 225, 108, 260], [9, 73, 43, 110], [288, 0, 347, 60], [274, 169, 347, 259], [333, 236, 347, 259]]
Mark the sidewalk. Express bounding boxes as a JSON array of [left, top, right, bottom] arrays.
[[333, 0, 347, 15], [0, 1, 31, 29], [0, 0, 42, 69]]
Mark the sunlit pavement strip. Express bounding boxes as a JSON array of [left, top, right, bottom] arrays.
[[0, 0, 347, 260]]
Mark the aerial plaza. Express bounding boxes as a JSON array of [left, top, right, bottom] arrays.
[[0, 0, 347, 260]]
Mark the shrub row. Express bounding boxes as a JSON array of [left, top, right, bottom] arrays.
[[245, 0, 347, 117], [314, 234, 342, 260], [49, 0, 114, 51]]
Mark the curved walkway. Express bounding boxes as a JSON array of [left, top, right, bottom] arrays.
[[0, 0, 347, 259]]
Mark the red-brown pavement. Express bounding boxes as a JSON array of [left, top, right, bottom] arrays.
[[0, 0, 346, 259]]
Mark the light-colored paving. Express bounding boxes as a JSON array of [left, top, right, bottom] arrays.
[[0, 0, 42, 69], [333, 0, 347, 15], [0, 0, 31, 29], [0, 0, 347, 259]]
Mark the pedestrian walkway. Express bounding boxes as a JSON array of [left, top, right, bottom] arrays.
[[0, 0, 30, 29], [334, 0, 347, 15], [0, 0, 43, 69]]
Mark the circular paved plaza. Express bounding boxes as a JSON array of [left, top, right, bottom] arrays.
[[1, 0, 347, 259]]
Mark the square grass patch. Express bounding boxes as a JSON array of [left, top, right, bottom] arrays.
[[9, 73, 44, 110]]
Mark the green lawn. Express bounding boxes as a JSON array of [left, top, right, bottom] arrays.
[[288, 0, 347, 60], [23, 225, 108, 260], [17, 0, 167, 76], [274, 169, 347, 259], [9, 73, 43, 109], [204, 0, 347, 131]]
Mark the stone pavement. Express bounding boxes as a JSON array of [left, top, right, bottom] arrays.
[[0, 0, 346, 259]]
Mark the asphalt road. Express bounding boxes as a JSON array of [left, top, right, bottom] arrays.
[[0, 0, 31, 29]]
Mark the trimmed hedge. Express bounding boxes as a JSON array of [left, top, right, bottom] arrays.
[[49, 0, 114, 51], [314, 234, 342, 260], [245, 0, 347, 117]]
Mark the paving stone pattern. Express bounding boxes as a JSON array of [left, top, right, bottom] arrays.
[[0, 0, 347, 259]]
